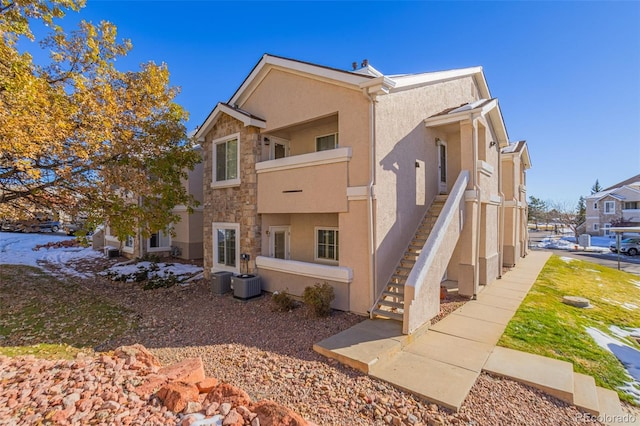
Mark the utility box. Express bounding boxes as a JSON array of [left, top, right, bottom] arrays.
[[211, 271, 233, 295], [231, 274, 261, 300], [104, 247, 120, 258], [578, 234, 591, 248]]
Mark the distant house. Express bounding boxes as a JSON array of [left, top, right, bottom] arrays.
[[194, 54, 529, 334], [585, 173, 640, 236], [94, 147, 204, 260]]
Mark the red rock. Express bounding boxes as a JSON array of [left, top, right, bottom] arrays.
[[51, 405, 76, 423], [133, 374, 168, 398], [205, 383, 251, 407], [114, 344, 161, 369], [223, 409, 245, 426], [250, 400, 306, 426], [205, 401, 220, 416], [196, 377, 219, 393], [157, 381, 199, 413], [76, 398, 92, 412], [158, 358, 205, 384]]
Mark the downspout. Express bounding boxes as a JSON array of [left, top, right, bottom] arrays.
[[472, 117, 480, 300], [138, 196, 144, 259], [497, 145, 504, 278], [366, 92, 377, 314]]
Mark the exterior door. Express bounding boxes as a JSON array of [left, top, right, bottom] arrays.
[[268, 136, 289, 160], [270, 226, 290, 259], [437, 140, 448, 194]]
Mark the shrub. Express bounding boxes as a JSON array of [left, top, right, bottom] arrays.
[[303, 282, 335, 317], [271, 289, 296, 312]]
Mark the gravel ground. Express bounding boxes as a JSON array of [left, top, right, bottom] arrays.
[[84, 276, 613, 425], [4, 254, 636, 425]]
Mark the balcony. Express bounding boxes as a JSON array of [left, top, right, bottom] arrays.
[[256, 147, 351, 214], [622, 209, 640, 223]]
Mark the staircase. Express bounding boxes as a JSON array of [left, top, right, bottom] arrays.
[[372, 195, 448, 321]]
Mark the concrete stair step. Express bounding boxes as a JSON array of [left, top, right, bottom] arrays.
[[313, 319, 406, 373], [595, 387, 626, 425], [383, 290, 404, 298], [378, 299, 404, 309], [387, 282, 405, 290], [371, 351, 479, 412], [573, 373, 600, 416], [396, 266, 412, 273], [483, 347, 575, 404], [371, 309, 404, 321], [391, 274, 408, 282]]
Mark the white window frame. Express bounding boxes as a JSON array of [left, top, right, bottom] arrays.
[[603, 223, 611, 236], [212, 222, 240, 273], [315, 133, 338, 152], [593, 223, 599, 231], [314, 227, 339, 264], [212, 133, 241, 188], [125, 235, 134, 248], [148, 230, 171, 252], [604, 201, 615, 214], [269, 226, 290, 260]]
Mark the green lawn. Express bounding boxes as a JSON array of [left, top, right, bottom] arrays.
[[499, 255, 640, 404], [0, 265, 137, 359]]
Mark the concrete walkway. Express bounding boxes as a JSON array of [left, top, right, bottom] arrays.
[[314, 251, 633, 425]]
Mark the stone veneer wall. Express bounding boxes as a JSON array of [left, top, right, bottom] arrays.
[[202, 114, 262, 279]]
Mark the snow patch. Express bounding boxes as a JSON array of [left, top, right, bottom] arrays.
[[560, 256, 575, 263], [585, 327, 640, 403]]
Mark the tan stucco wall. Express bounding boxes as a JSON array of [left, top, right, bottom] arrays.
[[256, 269, 350, 312], [241, 68, 370, 186], [257, 161, 348, 213], [240, 68, 372, 312], [373, 77, 480, 295]]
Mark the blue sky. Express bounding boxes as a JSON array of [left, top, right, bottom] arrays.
[[24, 1, 640, 204]]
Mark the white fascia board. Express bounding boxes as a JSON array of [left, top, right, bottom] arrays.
[[391, 66, 484, 91], [359, 75, 396, 93], [231, 55, 370, 107], [487, 102, 509, 147], [195, 103, 266, 140], [424, 99, 498, 127]]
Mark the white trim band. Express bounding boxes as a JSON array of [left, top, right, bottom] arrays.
[[256, 256, 353, 283], [256, 147, 351, 174]]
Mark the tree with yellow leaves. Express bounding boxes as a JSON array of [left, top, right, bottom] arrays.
[[0, 0, 200, 240]]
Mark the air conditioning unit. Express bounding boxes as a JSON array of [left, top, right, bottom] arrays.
[[104, 247, 120, 258], [230, 274, 262, 300], [211, 271, 233, 295]]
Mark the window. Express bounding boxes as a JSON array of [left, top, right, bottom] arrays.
[[315, 227, 339, 263], [149, 230, 171, 251], [593, 202, 598, 209], [604, 201, 615, 214], [213, 223, 239, 271], [603, 223, 611, 236], [593, 224, 599, 231], [125, 235, 134, 248], [213, 133, 240, 187], [624, 202, 638, 210], [316, 133, 338, 152]]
